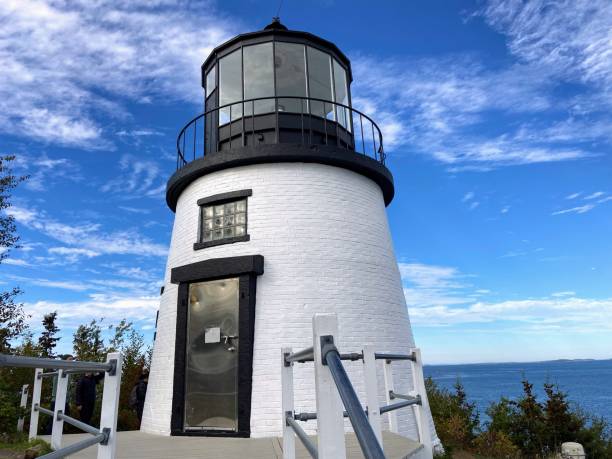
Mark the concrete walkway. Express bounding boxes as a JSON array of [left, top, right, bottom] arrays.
[[43, 430, 423, 458]]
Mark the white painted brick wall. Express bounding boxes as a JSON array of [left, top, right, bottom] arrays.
[[141, 162, 433, 443]]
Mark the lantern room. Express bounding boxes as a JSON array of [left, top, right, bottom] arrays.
[[200, 17, 353, 152]]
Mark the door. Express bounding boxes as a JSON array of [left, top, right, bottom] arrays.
[[184, 278, 239, 431]]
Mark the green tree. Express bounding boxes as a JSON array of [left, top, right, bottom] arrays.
[[72, 319, 105, 362], [426, 377, 479, 454], [511, 379, 547, 456], [0, 155, 28, 352], [38, 311, 60, 358]]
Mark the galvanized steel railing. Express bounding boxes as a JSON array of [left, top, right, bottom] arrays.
[[0, 352, 122, 459], [281, 314, 434, 459]]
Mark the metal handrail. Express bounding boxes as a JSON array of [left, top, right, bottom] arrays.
[[176, 95, 386, 169], [286, 413, 319, 459], [389, 391, 421, 403], [321, 340, 386, 459], [379, 399, 420, 415], [39, 432, 107, 459], [284, 347, 314, 365], [58, 411, 106, 437], [35, 404, 53, 417], [0, 354, 116, 374], [374, 352, 416, 362]]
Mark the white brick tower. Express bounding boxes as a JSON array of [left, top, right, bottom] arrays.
[[141, 19, 434, 442]]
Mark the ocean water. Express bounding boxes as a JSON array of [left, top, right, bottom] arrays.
[[423, 359, 612, 426]]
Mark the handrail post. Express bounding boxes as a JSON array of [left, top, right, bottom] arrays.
[[312, 314, 346, 459], [281, 347, 296, 459], [382, 360, 398, 433], [362, 345, 382, 445], [17, 384, 28, 432], [97, 352, 122, 459], [29, 368, 43, 440], [51, 370, 69, 450], [411, 348, 432, 457]]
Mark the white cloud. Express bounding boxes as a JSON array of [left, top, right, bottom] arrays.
[[6, 205, 167, 257], [551, 204, 596, 216], [399, 262, 472, 308], [48, 247, 100, 263], [25, 293, 159, 329], [0, 0, 235, 147], [349, 0, 612, 169], [501, 206, 510, 214], [552, 291, 576, 298], [481, 0, 612, 91], [401, 261, 612, 332], [552, 191, 611, 215], [12, 153, 82, 192], [410, 296, 612, 333], [584, 191, 605, 200], [118, 206, 151, 214], [100, 154, 165, 198], [462, 192, 475, 202], [3, 258, 30, 267]]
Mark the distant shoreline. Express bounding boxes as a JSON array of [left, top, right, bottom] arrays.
[[424, 357, 612, 367]]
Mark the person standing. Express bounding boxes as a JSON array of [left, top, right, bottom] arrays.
[[75, 372, 103, 425], [130, 371, 149, 425]]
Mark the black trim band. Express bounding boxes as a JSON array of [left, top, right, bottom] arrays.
[[194, 235, 250, 250], [166, 143, 394, 212], [170, 255, 264, 284], [197, 189, 253, 206]]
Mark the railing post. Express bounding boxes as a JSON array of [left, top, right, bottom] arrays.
[[382, 360, 398, 433], [17, 384, 28, 432], [281, 347, 296, 459], [362, 345, 382, 445], [29, 368, 43, 440], [411, 348, 433, 457], [313, 313, 346, 459], [51, 370, 69, 450], [97, 352, 122, 459]]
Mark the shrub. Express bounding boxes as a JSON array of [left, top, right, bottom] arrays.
[[473, 430, 520, 458], [427, 376, 612, 458]]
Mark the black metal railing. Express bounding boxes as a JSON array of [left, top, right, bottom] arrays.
[[176, 96, 385, 170]]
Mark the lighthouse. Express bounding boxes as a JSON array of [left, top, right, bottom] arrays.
[[141, 18, 434, 443]]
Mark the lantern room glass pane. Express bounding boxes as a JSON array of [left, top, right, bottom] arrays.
[[307, 46, 334, 119], [243, 43, 275, 116], [205, 66, 216, 98], [219, 50, 242, 124], [275, 42, 307, 114], [333, 60, 350, 131]]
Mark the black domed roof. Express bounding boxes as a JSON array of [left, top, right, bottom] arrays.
[[263, 17, 288, 30]]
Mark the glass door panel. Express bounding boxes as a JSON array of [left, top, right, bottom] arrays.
[[184, 278, 239, 431]]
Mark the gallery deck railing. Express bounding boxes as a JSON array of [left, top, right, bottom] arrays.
[[0, 352, 122, 459], [176, 96, 386, 169], [281, 314, 433, 459]]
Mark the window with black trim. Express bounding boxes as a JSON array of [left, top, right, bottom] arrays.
[[195, 189, 252, 250]]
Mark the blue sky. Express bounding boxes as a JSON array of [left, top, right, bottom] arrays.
[[1, 0, 610, 364]]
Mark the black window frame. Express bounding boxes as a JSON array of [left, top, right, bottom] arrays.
[[194, 189, 252, 250]]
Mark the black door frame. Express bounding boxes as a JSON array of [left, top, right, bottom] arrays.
[[170, 255, 264, 437]]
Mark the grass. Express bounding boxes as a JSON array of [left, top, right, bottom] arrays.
[[0, 435, 52, 455]]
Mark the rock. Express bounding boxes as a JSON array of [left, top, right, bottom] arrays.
[[24, 443, 47, 459]]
